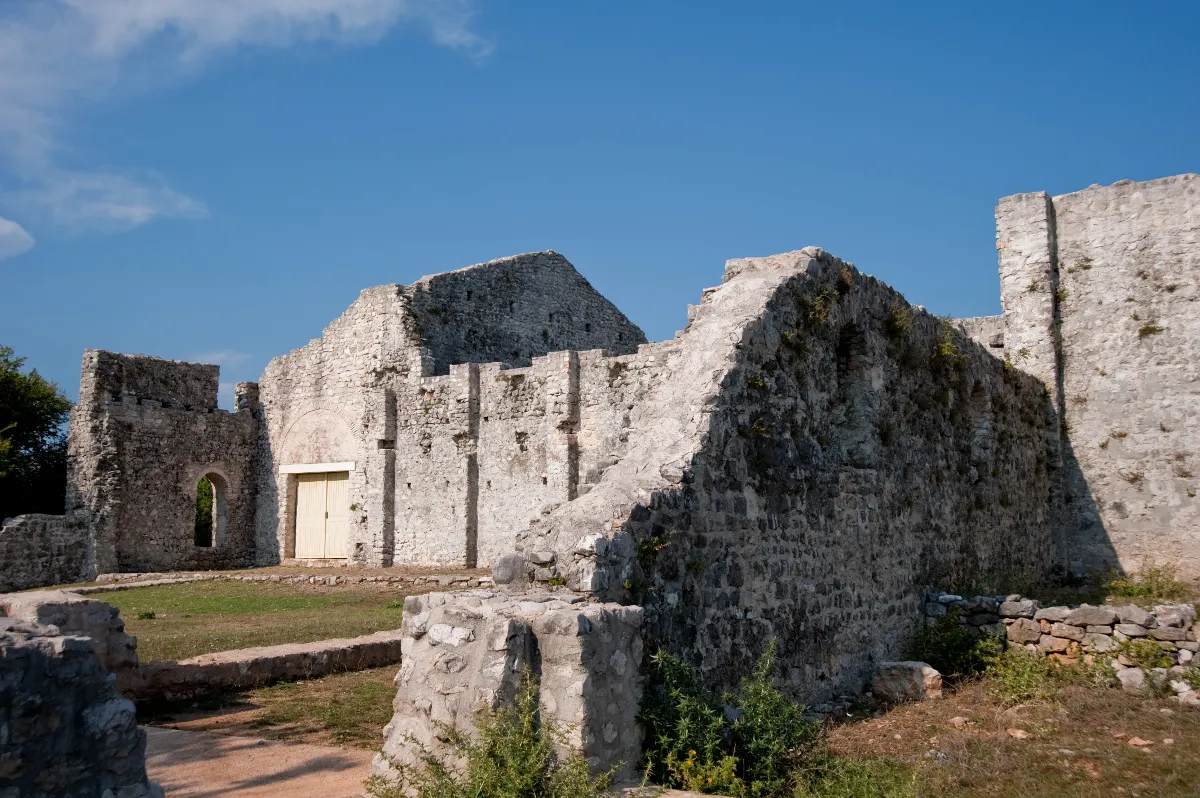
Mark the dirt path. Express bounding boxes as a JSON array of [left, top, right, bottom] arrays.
[[145, 726, 372, 797]]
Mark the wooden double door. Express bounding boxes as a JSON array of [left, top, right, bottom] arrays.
[[295, 472, 350, 559]]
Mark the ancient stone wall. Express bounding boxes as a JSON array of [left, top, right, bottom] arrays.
[[257, 252, 646, 568], [67, 350, 259, 574], [372, 589, 643, 785], [988, 175, 1200, 576], [0, 619, 162, 797], [0, 514, 90, 592], [507, 249, 1057, 702]]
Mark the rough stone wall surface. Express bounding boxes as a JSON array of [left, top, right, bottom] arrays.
[[373, 590, 643, 784], [0, 514, 91, 592], [996, 175, 1200, 576], [0, 590, 138, 677], [509, 248, 1056, 702], [0, 619, 163, 798], [257, 252, 647, 568], [67, 350, 259, 574]]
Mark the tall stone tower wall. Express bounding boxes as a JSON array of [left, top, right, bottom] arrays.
[[987, 175, 1200, 576]]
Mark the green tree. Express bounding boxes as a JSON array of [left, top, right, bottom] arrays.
[[0, 346, 72, 521]]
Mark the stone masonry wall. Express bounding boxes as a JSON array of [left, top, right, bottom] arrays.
[[256, 252, 646, 568], [505, 248, 1057, 703], [0, 619, 162, 797], [372, 589, 643, 785], [66, 350, 259, 574], [0, 514, 91, 592], [988, 175, 1200, 576]]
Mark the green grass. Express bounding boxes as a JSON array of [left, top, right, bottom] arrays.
[[107, 580, 410, 661]]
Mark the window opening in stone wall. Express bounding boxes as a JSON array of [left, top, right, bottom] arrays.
[[193, 473, 227, 547]]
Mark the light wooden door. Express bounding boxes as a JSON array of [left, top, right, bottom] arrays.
[[323, 472, 350, 558], [293, 472, 350, 559], [295, 473, 328, 559]]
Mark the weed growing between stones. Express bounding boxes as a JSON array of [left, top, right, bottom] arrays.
[[1116, 639, 1174, 670], [983, 648, 1114, 705], [639, 640, 910, 797], [908, 612, 1000, 678], [367, 671, 613, 798]]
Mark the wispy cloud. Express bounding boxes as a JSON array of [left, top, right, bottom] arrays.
[[0, 0, 491, 248], [0, 216, 34, 260], [191, 349, 253, 368]]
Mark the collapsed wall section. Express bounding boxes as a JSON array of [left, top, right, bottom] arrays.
[[67, 350, 259, 574], [996, 175, 1200, 576], [507, 249, 1057, 701]]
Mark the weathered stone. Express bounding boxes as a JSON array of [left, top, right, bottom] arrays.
[[925, 602, 948, 618], [1086, 625, 1113, 634], [491, 553, 530, 585], [871, 662, 943, 702], [1038, 635, 1072, 653], [1117, 668, 1148, 695], [1065, 605, 1118, 627], [1114, 623, 1149, 638], [1083, 633, 1116, 653], [1050, 622, 1086, 642], [1151, 626, 1188, 642], [0, 621, 163, 797], [1007, 618, 1042, 644], [1154, 605, 1197, 629], [1034, 607, 1071, 623], [999, 599, 1038, 618], [1115, 605, 1155, 628]]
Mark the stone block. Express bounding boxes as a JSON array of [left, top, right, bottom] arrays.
[[1117, 668, 1148, 695], [1114, 623, 1148, 638], [1114, 605, 1155, 628], [1151, 626, 1188, 642], [1083, 633, 1116, 653], [1050, 622, 1085, 642], [1065, 605, 1118, 627], [999, 599, 1038, 618], [1007, 618, 1042, 644], [372, 590, 644, 787], [871, 662, 942, 702], [1038, 635, 1072, 653], [1034, 607, 1071, 623]]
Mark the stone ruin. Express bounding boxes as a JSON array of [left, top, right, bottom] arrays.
[[0, 174, 1197, 790]]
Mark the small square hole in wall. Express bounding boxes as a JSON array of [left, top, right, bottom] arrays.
[[487, 480, 492, 488], [406, 483, 411, 489], [542, 477, 548, 485]]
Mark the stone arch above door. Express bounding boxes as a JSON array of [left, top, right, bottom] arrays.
[[279, 408, 358, 465]]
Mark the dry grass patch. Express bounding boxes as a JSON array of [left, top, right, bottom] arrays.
[[142, 665, 398, 749], [828, 680, 1200, 797], [107, 580, 413, 661]]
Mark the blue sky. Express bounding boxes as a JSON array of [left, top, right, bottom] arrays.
[[2, 2, 1197, 408]]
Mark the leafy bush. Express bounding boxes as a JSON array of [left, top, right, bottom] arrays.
[[640, 641, 821, 797], [908, 612, 1000, 677], [1103, 564, 1188, 600], [367, 671, 612, 798]]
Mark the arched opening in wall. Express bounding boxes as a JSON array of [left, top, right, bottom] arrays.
[[194, 474, 228, 548]]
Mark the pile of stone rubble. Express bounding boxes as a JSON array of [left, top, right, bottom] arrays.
[[926, 592, 1199, 705]]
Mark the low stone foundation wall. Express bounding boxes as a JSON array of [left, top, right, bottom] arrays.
[[77, 569, 493, 594], [925, 592, 1198, 666], [125, 630, 406, 702], [0, 618, 162, 797], [373, 589, 644, 785], [0, 513, 91, 592]]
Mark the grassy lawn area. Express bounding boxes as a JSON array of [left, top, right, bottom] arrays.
[[141, 666, 398, 749], [827, 679, 1200, 797], [106, 580, 410, 661]]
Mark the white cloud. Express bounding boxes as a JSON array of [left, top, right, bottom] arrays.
[[0, 216, 35, 259], [0, 0, 490, 233], [218, 381, 237, 411], [191, 349, 253, 368]]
